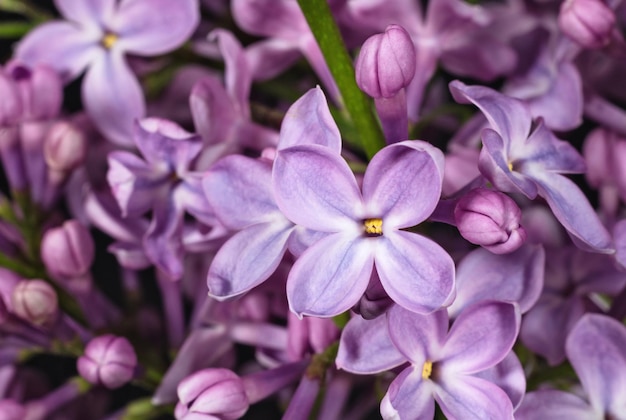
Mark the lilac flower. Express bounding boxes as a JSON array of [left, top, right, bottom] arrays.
[[107, 118, 213, 279], [450, 80, 613, 252], [559, 0, 616, 49], [77, 334, 137, 389], [273, 139, 455, 317], [516, 313, 626, 419], [337, 301, 522, 419], [15, 0, 200, 145]]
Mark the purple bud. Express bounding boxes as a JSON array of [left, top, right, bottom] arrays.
[[175, 368, 249, 419], [77, 334, 137, 389], [5, 62, 62, 121], [40, 220, 95, 279], [559, 0, 615, 49], [454, 188, 527, 254], [355, 24, 416, 99], [0, 69, 21, 126], [11, 279, 58, 326], [44, 121, 87, 172]]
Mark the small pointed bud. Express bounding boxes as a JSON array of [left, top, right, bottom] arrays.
[[454, 188, 527, 254], [41, 220, 95, 279], [11, 279, 58, 326], [44, 121, 88, 172], [77, 334, 137, 389], [175, 368, 249, 419], [559, 0, 615, 49], [355, 24, 416, 99]]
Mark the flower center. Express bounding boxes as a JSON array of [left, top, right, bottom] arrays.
[[101, 32, 118, 49], [363, 218, 383, 236], [422, 361, 433, 379]]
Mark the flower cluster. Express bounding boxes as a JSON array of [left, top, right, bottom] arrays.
[[0, 0, 624, 419]]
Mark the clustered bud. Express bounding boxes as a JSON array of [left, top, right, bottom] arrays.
[[77, 334, 137, 389]]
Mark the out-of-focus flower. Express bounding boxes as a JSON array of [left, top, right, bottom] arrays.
[[77, 334, 137, 389], [11, 280, 58, 327], [40, 220, 94, 279], [15, 0, 200, 144], [559, 0, 615, 49], [43, 121, 87, 173]]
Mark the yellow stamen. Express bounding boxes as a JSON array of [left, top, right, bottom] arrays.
[[101, 33, 118, 49], [422, 361, 433, 379], [364, 218, 383, 236], [507, 161, 514, 171]]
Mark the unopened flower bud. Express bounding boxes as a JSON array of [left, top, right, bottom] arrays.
[[41, 220, 94, 279], [175, 368, 249, 419], [0, 70, 21, 126], [77, 334, 137, 389], [559, 0, 615, 49], [44, 121, 87, 172], [6, 62, 62, 121], [454, 188, 527, 254], [355, 24, 416, 98], [11, 279, 58, 326]]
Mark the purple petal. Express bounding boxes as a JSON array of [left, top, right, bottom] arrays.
[[189, 75, 237, 146], [232, 0, 307, 39], [143, 197, 185, 279], [82, 50, 145, 145], [449, 81, 531, 145], [448, 244, 545, 317], [473, 351, 526, 409], [106, 151, 166, 217], [375, 231, 455, 315], [441, 301, 520, 375], [112, 0, 200, 56], [273, 146, 362, 232], [615, 220, 626, 269], [336, 314, 405, 374], [210, 29, 250, 114], [386, 305, 448, 363], [278, 87, 342, 153], [515, 390, 598, 420], [362, 141, 444, 229], [435, 375, 514, 420], [380, 368, 435, 420], [245, 39, 302, 81], [207, 221, 292, 299], [532, 172, 613, 252], [566, 314, 626, 415], [15, 22, 100, 82], [203, 155, 277, 230], [133, 118, 203, 173], [54, 0, 116, 27], [286, 234, 374, 318]]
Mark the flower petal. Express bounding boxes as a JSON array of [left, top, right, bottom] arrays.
[[203, 155, 278, 229], [435, 375, 514, 420], [143, 197, 185, 279], [515, 390, 597, 420], [448, 244, 545, 317], [380, 367, 435, 420], [82, 50, 145, 145], [532, 172, 613, 252], [273, 145, 362, 232], [278, 87, 342, 153], [54, 0, 116, 27], [472, 351, 526, 409], [336, 314, 405, 374], [441, 301, 520, 375], [376, 230, 455, 315], [566, 313, 626, 416], [113, 0, 200, 55], [286, 234, 374, 318], [362, 141, 444, 229], [207, 221, 292, 299], [15, 22, 100, 82]]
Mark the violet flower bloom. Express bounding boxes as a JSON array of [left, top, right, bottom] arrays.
[[107, 118, 214, 279], [337, 301, 522, 419], [15, 0, 199, 145], [450, 80, 613, 253], [517, 313, 626, 419], [273, 139, 455, 317]]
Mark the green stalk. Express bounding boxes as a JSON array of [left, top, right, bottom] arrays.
[[297, 0, 385, 159]]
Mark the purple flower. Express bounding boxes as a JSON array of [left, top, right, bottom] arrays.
[[450, 80, 613, 253], [559, 0, 616, 49], [337, 301, 522, 419], [15, 0, 199, 144], [40, 220, 95, 279], [517, 313, 626, 419], [273, 139, 455, 317], [77, 334, 137, 389]]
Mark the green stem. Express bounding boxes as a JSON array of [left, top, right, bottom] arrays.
[[0, 0, 52, 23], [297, 0, 385, 159]]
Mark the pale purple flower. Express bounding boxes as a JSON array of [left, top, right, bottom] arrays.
[[274, 137, 455, 317], [15, 0, 199, 145], [450, 80, 613, 252], [517, 313, 626, 419], [337, 301, 522, 419]]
